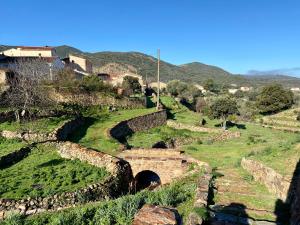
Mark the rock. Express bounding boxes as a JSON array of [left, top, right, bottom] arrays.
[[132, 204, 181, 225], [186, 212, 203, 225]]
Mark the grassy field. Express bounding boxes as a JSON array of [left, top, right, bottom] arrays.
[[127, 125, 209, 148], [0, 137, 26, 157], [3, 174, 201, 225], [0, 115, 73, 133], [70, 108, 156, 155], [0, 144, 109, 199], [261, 107, 300, 131]]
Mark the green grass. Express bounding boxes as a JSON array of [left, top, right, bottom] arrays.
[[70, 108, 156, 155], [127, 125, 208, 148], [0, 115, 73, 133], [249, 141, 300, 176], [0, 144, 109, 199], [0, 137, 26, 157], [5, 175, 198, 225]]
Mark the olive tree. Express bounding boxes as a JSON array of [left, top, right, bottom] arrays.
[[208, 97, 239, 130]]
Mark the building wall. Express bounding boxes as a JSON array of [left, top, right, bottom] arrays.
[[69, 55, 93, 73], [1, 48, 54, 57]]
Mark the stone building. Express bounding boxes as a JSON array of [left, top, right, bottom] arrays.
[[62, 54, 93, 74], [0, 46, 57, 58]]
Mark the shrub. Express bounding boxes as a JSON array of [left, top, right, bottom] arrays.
[[256, 84, 294, 114]]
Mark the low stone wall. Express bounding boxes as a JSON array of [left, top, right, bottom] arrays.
[[0, 117, 84, 142], [51, 91, 146, 109], [0, 142, 133, 219], [167, 120, 220, 133], [212, 131, 241, 142], [109, 110, 167, 142], [0, 177, 118, 219], [0, 146, 31, 169], [167, 120, 241, 143], [241, 158, 290, 201], [57, 142, 133, 193]]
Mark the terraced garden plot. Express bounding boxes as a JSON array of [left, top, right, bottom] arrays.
[[160, 96, 222, 129], [249, 142, 300, 177], [70, 108, 156, 155], [0, 144, 109, 199], [9, 173, 200, 225], [0, 115, 73, 133], [127, 125, 209, 148], [0, 137, 26, 157], [261, 107, 300, 131], [182, 122, 299, 221]]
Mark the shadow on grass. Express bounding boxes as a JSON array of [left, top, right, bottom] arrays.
[[67, 117, 97, 143], [214, 121, 247, 130], [37, 159, 64, 168]]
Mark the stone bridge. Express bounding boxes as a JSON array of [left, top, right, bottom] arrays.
[[118, 148, 204, 190]]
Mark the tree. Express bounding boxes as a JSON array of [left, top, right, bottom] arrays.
[[256, 84, 294, 114], [203, 79, 217, 93], [122, 76, 141, 96], [80, 75, 115, 94], [195, 97, 207, 113], [3, 58, 55, 121], [208, 97, 239, 130], [166, 80, 187, 97]]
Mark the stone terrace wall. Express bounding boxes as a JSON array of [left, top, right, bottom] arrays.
[[57, 142, 133, 192], [241, 158, 290, 201], [109, 110, 167, 141], [0, 142, 134, 219], [0, 177, 118, 219], [0, 117, 84, 143], [0, 146, 31, 169], [167, 120, 220, 133]]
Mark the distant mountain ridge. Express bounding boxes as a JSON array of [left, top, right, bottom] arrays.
[[2, 44, 300, 87]]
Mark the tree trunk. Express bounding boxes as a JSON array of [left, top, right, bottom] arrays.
[[222, 116, 227, 130], [14, 110, 20, 123]]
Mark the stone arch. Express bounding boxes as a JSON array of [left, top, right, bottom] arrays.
[[134, 170, 161, 191]]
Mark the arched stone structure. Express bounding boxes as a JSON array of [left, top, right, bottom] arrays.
[[118, 148, 202, 184], [134, 170, 161, 191]]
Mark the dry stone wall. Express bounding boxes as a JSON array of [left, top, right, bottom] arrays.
[[167, 120, 220, 133], [0, 177, 118, 219], [57, 142, 133, 193], [0, 142, 133, 219], [109, 110, 167, 142], [241, 158, 290, 201], [0, 117, 84, 142]]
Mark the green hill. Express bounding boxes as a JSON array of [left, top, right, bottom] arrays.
[[2, 44, 300, 87]]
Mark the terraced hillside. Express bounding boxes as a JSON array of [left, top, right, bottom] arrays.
[[261, 107, 300, 132]]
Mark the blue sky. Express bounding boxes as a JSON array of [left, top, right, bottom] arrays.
[[1, 0, 300, 75]]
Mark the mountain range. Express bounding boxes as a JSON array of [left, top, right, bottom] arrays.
[[1, 44, 300, 88]]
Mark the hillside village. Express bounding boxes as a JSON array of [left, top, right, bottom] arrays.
[[2, 46, 299, 96], [0, 45, 300, 225]]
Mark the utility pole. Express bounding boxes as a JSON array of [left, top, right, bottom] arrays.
[[156, 49, 160, 110]]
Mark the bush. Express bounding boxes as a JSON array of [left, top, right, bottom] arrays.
[[256, 84, 294, 114]]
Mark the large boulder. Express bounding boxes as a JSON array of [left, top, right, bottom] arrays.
[[132, 204, 181, 225]]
